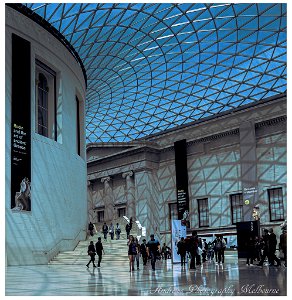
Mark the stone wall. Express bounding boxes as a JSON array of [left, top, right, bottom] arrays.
[[6, 6, 87, 265], [87, 95, 286, 247]]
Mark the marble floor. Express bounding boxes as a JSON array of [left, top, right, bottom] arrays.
[[5, 253, 287, 296]]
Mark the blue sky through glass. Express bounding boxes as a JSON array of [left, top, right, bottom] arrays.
[[24, 3, 287, 143]]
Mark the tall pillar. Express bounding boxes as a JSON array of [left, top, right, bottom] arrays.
[[122, 171, 135, 219], [135, 170, 160, 240], [101, 176, 114, 221], [87, 180, 94, 223], [239, 120, 258, 221]]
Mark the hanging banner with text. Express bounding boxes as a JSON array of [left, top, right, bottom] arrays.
[[239, 121, 258, 221], [171, 220, 187, 264], [11, 34, 31, 211], [174, 139, 190, 223]]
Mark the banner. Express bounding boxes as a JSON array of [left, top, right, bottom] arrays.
[[171, 220, 186, 263], [11, 34, 31, 211], [174, 139, 190, 222]]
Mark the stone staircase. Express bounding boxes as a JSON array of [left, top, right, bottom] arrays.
[[49, 217, 141, 266]]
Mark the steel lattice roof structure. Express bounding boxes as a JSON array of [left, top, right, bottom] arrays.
[[22, 3, 286, 143]]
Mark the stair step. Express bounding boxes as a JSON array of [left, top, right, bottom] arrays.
[[49, 234, 139, 266]]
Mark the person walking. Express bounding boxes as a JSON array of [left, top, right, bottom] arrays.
[[257, 229, 270, 266], [146, 234, 160, 271], [126, 223, 131, 239], [115, 223, 121, 240], [109, 222, 115, 240], [201, 239, 208, 262], [127, 235, 137, 272], [161, 243, 170, 260], [245, 236, 255, 266], [129, 217, 133, 230], [140, 239, 148, 266], [134, 237, 141, 270], [177, 237, 187, 267], [279, 225, 287, 267], [196, 237, 203, 266], [268, 228, 281, 266], [86, 241, 96, 268], [88, 222, 94, 237], [102, 222, 108, 241], [189, 231, 199, 269], [95, 237, 105, 268], [220, 235, 226, 264], [213, 235, 225, 264]]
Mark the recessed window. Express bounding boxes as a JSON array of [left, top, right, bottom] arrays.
[[97, 211, 104, 223], [117, 207, 126, 218], [230, 193, 243, 224], [268, 188, 284, 221], [35, 60, 56, 140], [198, 198, 209, 227]]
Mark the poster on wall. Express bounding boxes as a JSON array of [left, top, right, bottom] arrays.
[[11, 34, 31, 211], [171, 220, 187, 264]]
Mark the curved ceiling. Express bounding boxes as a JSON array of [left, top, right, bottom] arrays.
[[23, 3, 286, 143]]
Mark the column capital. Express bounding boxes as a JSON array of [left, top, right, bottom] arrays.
[[101, 176, 111, 183], [122, 170, 134, 179]]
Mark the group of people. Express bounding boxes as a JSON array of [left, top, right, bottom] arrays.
[[87, 221, 286, 271], [127, 234, 160, 272], [104, 217, 134, 241], [86, 237, 105, 268], [88, 221, 122, 240], [176, 233, 226, 268], [245, 227, 286, 267]]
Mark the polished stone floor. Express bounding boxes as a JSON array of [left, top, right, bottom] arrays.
[[5, 253, 287, 296]]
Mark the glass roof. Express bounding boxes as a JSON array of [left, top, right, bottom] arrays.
[[24, 3, 287, 143]]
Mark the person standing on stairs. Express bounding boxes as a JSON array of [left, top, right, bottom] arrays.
[[129, 217, 133, 230], [115, 223, 121, 240], [95, 237, 105, 268], [109, 222, 115, 240], [126, 223, 131, 239], [88, 222, 94, 237], [102, 222, 109, 241], [86, 241, 96, 268]]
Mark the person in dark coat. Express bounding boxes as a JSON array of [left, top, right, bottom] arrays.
[[86, 241, 96, 268], [279, 226, 287, 267], [88, 222, 94, 237], [126, 223, 131, 239], [189, 231, 199, 269], [257, 229, 270, 266], [268, 228, 281, 266], [177, 237, 187, 266], [245, 236, 255, 266], [129, 217, 133, 230], [140, 239, 148, 266], [95, 237, 105, 268]]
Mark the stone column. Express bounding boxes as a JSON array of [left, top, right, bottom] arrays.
[[101, 176, 114, 222], [135, 169, 160, 240], [87, 180, 94, 223], [122, 171, 135, 219]]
